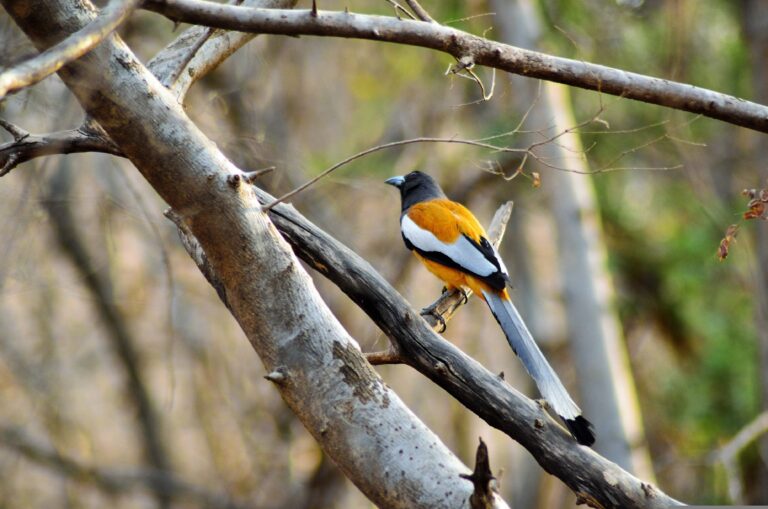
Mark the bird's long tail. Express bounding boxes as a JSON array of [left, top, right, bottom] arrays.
[[482, 290, 595, 446]]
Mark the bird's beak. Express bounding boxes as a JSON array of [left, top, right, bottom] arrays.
[[385, 175, 405, 188]]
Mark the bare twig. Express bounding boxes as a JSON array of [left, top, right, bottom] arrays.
[[404, 0, 434, 22], [383, 0, 416, 20], [364, 347, 404, 365], [447, 58, 496, 101], [0, 123, 121, 176], [711, 411, 768, 504], [259, 137, 521, 210], [143, 0, 768, 133], [261, 110, 682, 210], [0, 0, 141, 99]]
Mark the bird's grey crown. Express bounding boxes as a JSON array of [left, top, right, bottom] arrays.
[[389, 171, 446, 213]]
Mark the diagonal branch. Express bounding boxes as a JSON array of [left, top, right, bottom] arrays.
[[2, 1, 506, 506], [142, 0, 768, 134], [366, 201, 512, 365], [166, 176, 681, 509], [0, 0, 297, 177], [0, 0, 141, 100]]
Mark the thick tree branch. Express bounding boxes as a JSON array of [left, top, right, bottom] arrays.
[[0, 0, 141, 100], [1, 1, 507, 507], [2, 0, 680, 506], [143, 0, 768, 134], [257, 189, 682, 509], [165, 176, 681, 508], [0, 0, 290, 176]]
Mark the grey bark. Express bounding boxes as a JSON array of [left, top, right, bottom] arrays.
[[0, 1, 508, 507], [171, 175, 682, 509], [0, 0, 683, 506], [490, 0, 654, 480], [144, 0, 768, 134]]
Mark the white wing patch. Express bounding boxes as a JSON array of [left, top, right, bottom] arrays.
[[401, 215, 498, 277], [491, 244, 509, 276]]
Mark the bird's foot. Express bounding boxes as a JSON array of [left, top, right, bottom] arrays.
[[457, 288, 470, 305], [421, 305, 447, 333]]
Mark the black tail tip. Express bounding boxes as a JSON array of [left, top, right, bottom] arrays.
[[565, 416, 595, 446]]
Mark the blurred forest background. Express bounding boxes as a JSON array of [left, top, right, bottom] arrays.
[[1, 0, 767, 507]]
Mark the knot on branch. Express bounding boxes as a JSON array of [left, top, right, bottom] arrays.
[[460, 437, 498, 509], [264, 367, 289, 385]]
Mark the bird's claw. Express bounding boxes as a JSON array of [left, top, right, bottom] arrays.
[[421, 306, 447, 333]]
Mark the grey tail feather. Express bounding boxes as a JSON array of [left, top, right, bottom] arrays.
[[482, 290, 595, 446]]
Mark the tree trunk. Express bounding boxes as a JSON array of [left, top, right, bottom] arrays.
[[0, 1, 508, 507]]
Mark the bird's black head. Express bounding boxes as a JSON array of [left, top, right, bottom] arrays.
[[385, 171, 446, 212]]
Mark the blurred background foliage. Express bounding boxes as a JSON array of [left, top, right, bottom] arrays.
[[0, 0, 767, 507]]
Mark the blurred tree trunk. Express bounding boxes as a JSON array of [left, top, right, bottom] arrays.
[[741, 0, 768, 503], [489, 0, 654, 481]]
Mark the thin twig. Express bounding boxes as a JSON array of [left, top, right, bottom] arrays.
[[404, 0, 434, 22], [0, 0, 142, 99], [383, 0, 416, 20], [711, 411, 768, 504], [260, 138, 529, 210], [364, 347, 404, 365]]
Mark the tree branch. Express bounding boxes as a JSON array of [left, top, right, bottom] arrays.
[[255, 188, 682, 509], [0, 122, 120, 176], [403, 0, 434, 23], [0, 0, 293, 176], [712, 411, 768, 503], [164, 174, 681, 508], [0, 0, 141, 100], [1, 1, 508, 507], [143, 0, 768, 134]]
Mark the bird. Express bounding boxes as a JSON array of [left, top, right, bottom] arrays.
[[386, 170, 595, 446]]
